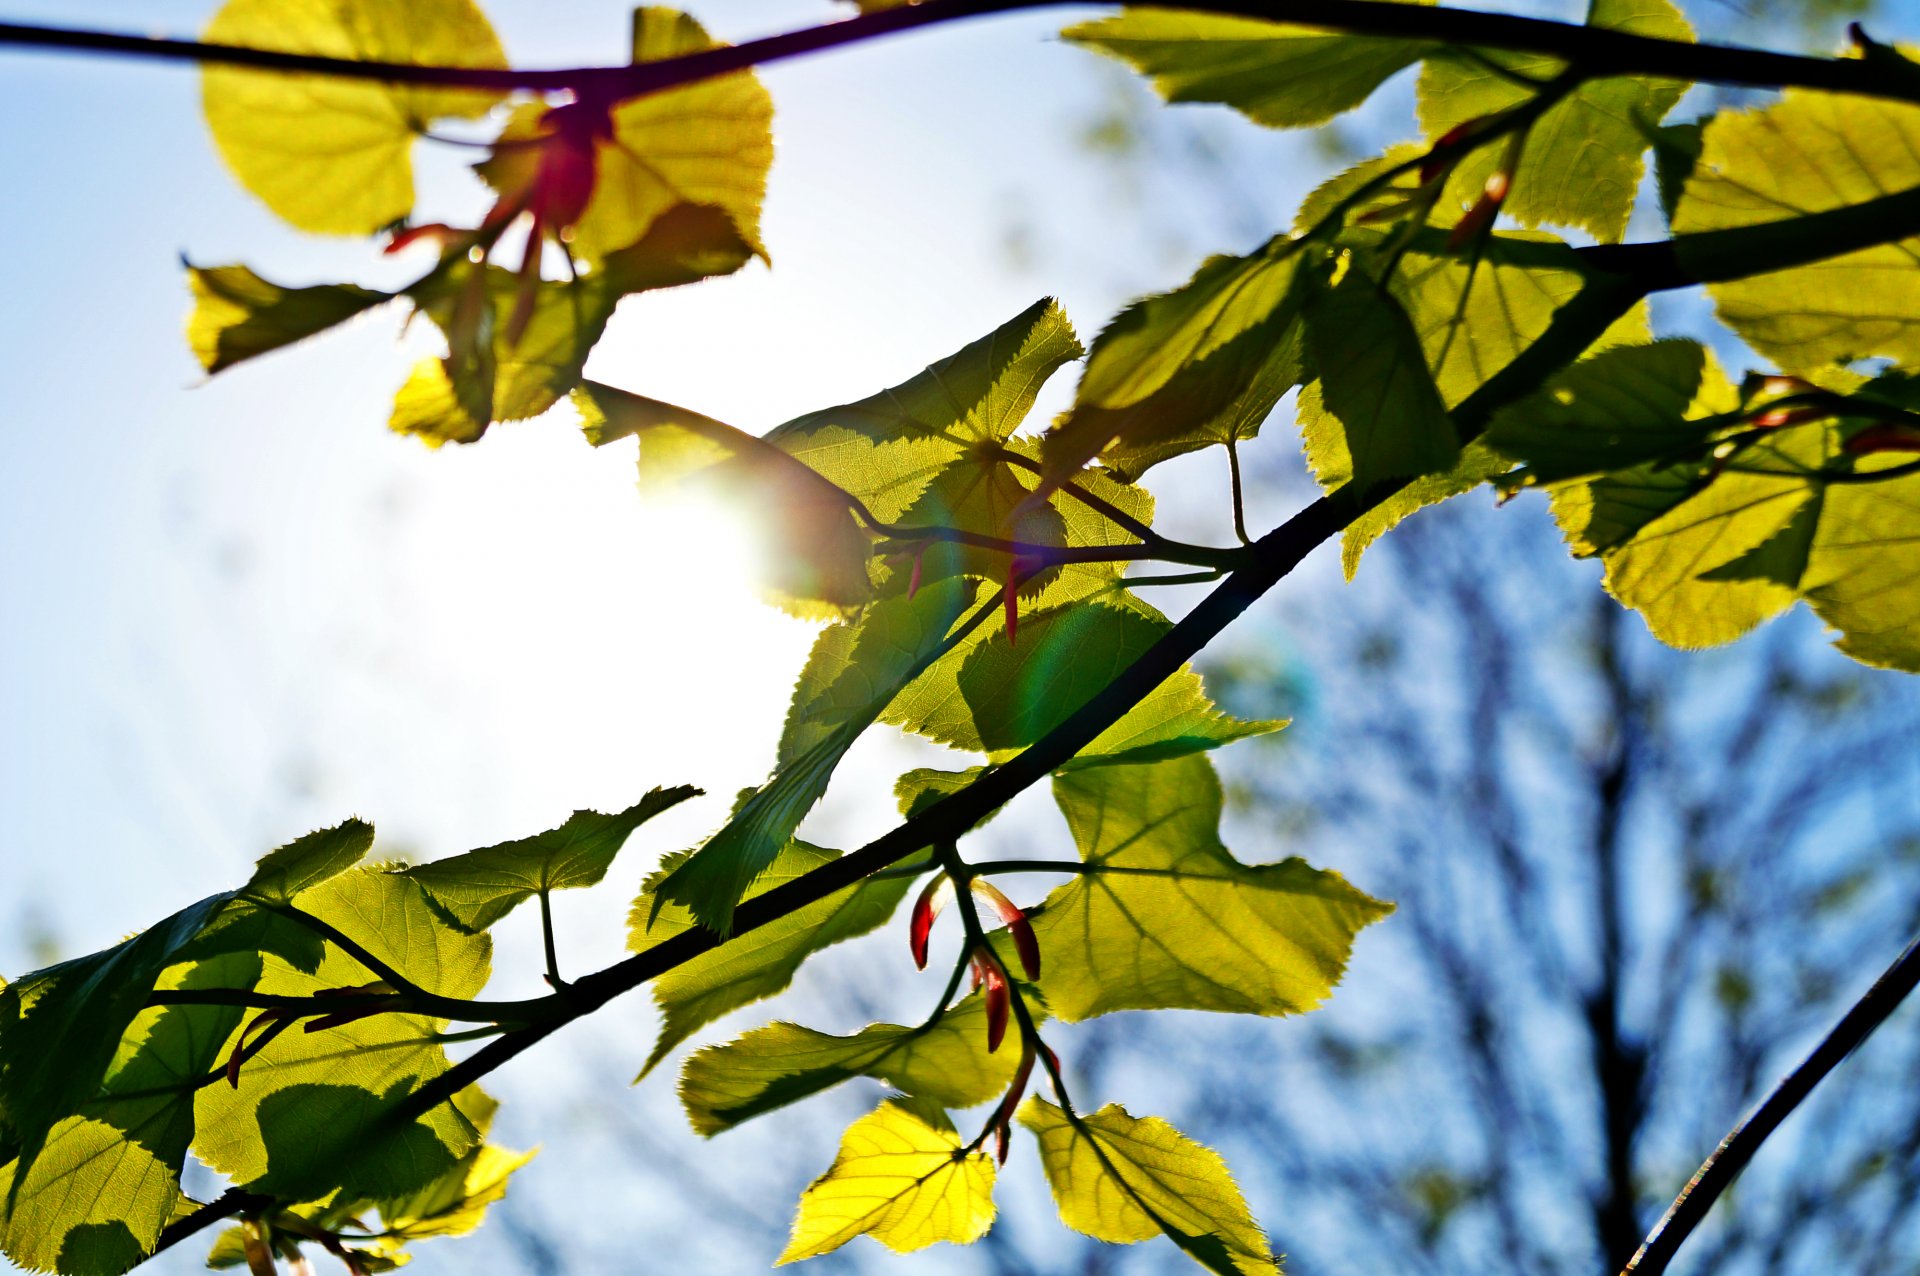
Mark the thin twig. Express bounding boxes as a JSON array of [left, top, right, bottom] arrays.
[[1622, 932, 1920, 1276]]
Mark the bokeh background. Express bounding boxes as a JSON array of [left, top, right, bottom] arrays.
[[7, 0, 1920, 1272]]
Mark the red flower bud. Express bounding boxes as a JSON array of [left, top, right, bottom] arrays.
[[1844, 422, 1920, 454], [970, 879, 1040, 980], [1751, 405, 1826, 429], [980, 953, 1011, 1053], [909, 876, 952, 970]]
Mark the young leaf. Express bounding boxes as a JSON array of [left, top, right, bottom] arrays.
[[631, 842, 920, 1074], [1417, 0, 1693, 242], [1673, 90, 1920, 372], [201, 0, 507, 235], [678, 991, 1030, 1136], [1019, 1098, 1275, 1275], [1045, 242, 1308, 482], [1064, 6, 1438, 131], [185, 265, 392, 375], [245, 818, 375, 905], [374, 1142, 537, 1241], [1033, 755, 1391, 1021], [400, 787, 699, 932], [778, 1096, 996, 1263]]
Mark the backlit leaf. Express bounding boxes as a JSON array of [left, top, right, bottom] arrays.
[[401, 788, 700, 932], [1020, 1098, 1274, 1275], [1033, 755, 1391, 1020], [779, 1097, 995, 1263], [202, 0, 506, 235], [186, 265, 391, 375]]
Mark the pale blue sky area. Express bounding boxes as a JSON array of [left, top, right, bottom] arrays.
[[3, 1, 1918, 1273]]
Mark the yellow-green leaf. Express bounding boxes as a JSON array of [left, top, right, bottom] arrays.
[[778, 1097, 995, 1263], [679, 992, 1028, 1136], [1417, 0, 1692, 242], [1019, 1098, 1274, 1275], [186, 265, 391, 375], [1065, 6, 1437, 131], [1673, 88, 1920, 372], [202, 0, 506, 235], [1034, 755, 1391, 1021]]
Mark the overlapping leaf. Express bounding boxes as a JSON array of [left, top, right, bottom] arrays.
[[1417, 0, 1692, 242], [631, 842, 922, 1074], [1673, 88, 1920, 372], [779, 1097, 995, 1263], [679, 991, 1028, 1136], [1020, 1099, 1274, 1275]]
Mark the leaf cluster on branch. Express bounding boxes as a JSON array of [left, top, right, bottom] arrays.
[[5, 0, 1920, 1273]]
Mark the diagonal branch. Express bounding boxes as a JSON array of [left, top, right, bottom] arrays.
[[6, 0, 1920, 112]]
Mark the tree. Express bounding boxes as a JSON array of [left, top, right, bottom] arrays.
[[5, 2, 1920, 1274]]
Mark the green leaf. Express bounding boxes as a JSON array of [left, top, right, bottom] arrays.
[[400, 788, 699, 932], [0, 893, 234, 1206], [653, 580, 978, 932], [191, 868, 492, 1204], [1032, 755, 1391, 1021], [778, 1096, 996, 1263], [1019, 1098, 1275, 1275], [1487, 339, 1716, 481], [375, 1141, 536, 1241], [678, 991, 1029, 1136], [1064, 6, 1437, 131], [767, 297, 1082, 524], [894, 767, 991, 822], [1046, 242, 1309, 482], [578, 380, 877, 615], [1673, 89, 1920, 372], [246, 818, 375, 906], [1417, 0, 1693, 242], [1303, 261, 1458, 493], [631, 842, 919, 1074], [202, 0, 506, 235], [185, 265, 391, 375], [566, 8, 773, 263], [0, 954, 255, 1276]]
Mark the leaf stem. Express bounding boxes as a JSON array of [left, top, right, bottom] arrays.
[[538, 888, 567, 989], [1227, 438, 1252, 547]]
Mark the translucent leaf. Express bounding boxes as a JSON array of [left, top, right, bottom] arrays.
[[631, 842, 919, 1075], [567, 8, 773, 262], [202, 0, 506, 235], [1064, 5, 1437, 131], [778, 1096, 995, 1263], [1417, 0, 1693, 242], [246, 818, 374, 906], [0, 893, 234, 1203], [186, 265, 391, 375], [652, 581, 977, 932], [1033, 755, 1391, 1020], [1019, 1098, 1274, 1275], [400, 788, 699, 932], [1673, 89, 1920, 371], [768, 297, 1082, 523], [0, 954, 254, 1276], [1046, 242, 1308, 482], [577, 380, 876, 614], [894, 767, 992, 822], [679, 992, 1027, 1136], [191, 868, 492, 1203], [376, 1142, 536, 1240]]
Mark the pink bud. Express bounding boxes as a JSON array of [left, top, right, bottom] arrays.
[[981, 954, 1011, 1053], [909, 876, 952, 970], [1844, 423, 1920, 454], [970, 880, 1040, 980]]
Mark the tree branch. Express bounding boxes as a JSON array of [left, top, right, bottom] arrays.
[[5, 0, 1920, 111], [1622, 931, 1920, 1276]]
